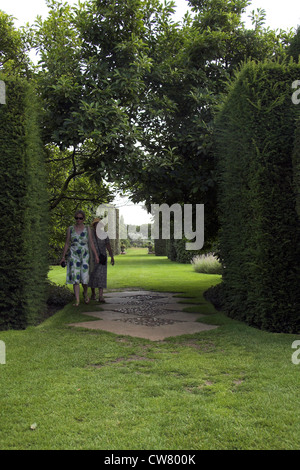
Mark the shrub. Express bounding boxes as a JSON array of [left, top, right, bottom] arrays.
[[204, 282, 225, 310], [46, 281, 74, 307], [191, 253, 222, 274]]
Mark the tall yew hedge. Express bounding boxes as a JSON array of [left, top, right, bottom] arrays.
[[0, 74, 49, 330], [293, 118, 300, 219], [216, 61, 300, 333]]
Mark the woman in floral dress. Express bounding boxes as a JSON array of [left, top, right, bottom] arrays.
[[60, 210, 99, 306]]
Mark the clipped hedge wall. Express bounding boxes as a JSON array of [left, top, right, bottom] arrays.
[[166, 238, 197, 264], [165, 209, 207, 264], [0, 74, 49, 330], [293, 118, 300, 218], [216, 61, 300, 333]]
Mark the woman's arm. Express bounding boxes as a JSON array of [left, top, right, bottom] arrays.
[[106, 241, 115, 266], [60, 227, 71, 264], [88, 227, 99, 265]]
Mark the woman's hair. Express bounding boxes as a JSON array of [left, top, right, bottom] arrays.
[[75, 209, 86, 219], [91, 217, 100, 229]]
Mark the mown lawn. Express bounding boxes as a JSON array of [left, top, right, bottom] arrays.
[[0, 248, 299, 450]]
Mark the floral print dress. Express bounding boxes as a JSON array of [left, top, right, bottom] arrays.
[[66, 226, 90, 284]]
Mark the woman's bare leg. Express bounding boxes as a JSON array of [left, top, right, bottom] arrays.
[[73, 283, 80, 306], [82, 284, 90, 303], [91, 288, 96, 300], [98, 288, 104, 302]]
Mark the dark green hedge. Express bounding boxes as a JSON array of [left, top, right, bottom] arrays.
[[293, 118, 300, 218], [0, 74, 49, 330], [166, 238, 196, 263], [154, 238, 167, 256], [215, 61, 300, 333]]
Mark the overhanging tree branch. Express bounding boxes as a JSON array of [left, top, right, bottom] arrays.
[[49, 168, 85, 210]]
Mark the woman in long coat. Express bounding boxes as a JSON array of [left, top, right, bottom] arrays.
[[88, 218, 114, 302]]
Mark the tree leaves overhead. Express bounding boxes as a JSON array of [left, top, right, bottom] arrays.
[[28, 0, 295, 241], [0, 10, 31, 76], [30, 1, 151, 208]]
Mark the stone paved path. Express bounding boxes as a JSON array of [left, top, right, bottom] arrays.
[[68, 290, 218, 341]]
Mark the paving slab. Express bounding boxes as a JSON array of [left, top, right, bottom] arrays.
[[69, 318, 216, 341], [68, 290, 218, 341]]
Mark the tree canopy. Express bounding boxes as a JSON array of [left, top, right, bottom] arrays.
[[1, 0, 297, 249], [0, 10, 32, 76]]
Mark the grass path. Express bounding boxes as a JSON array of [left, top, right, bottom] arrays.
[[0, 249, 299, 450]]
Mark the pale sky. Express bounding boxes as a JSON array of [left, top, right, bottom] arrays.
[[1, 0, 299, 224], [2, 0, 300, 30]]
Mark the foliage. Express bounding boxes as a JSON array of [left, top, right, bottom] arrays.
[[191, 253, 222, 274], [30, 0, 293, 216], [45, 144, 115, 262], [0, 74, 49, 329], [120, 0, 293, 249], [204, 281, 225, 310], [248, 7, 266, 30], [46, 280, 74, 307], [0, 10, 32, 77], [167, 238, 197, 263], [287, 27, 300, 61], [215, 60, 300, 333], [154, 238, 167, 256], [29, 0, 154, 246], [31, 0, 148, 169], [8, 0, 298, 269], [292, 118, 300, 218], [165, 205, 219, 263], [0, 4, 115, 255]]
